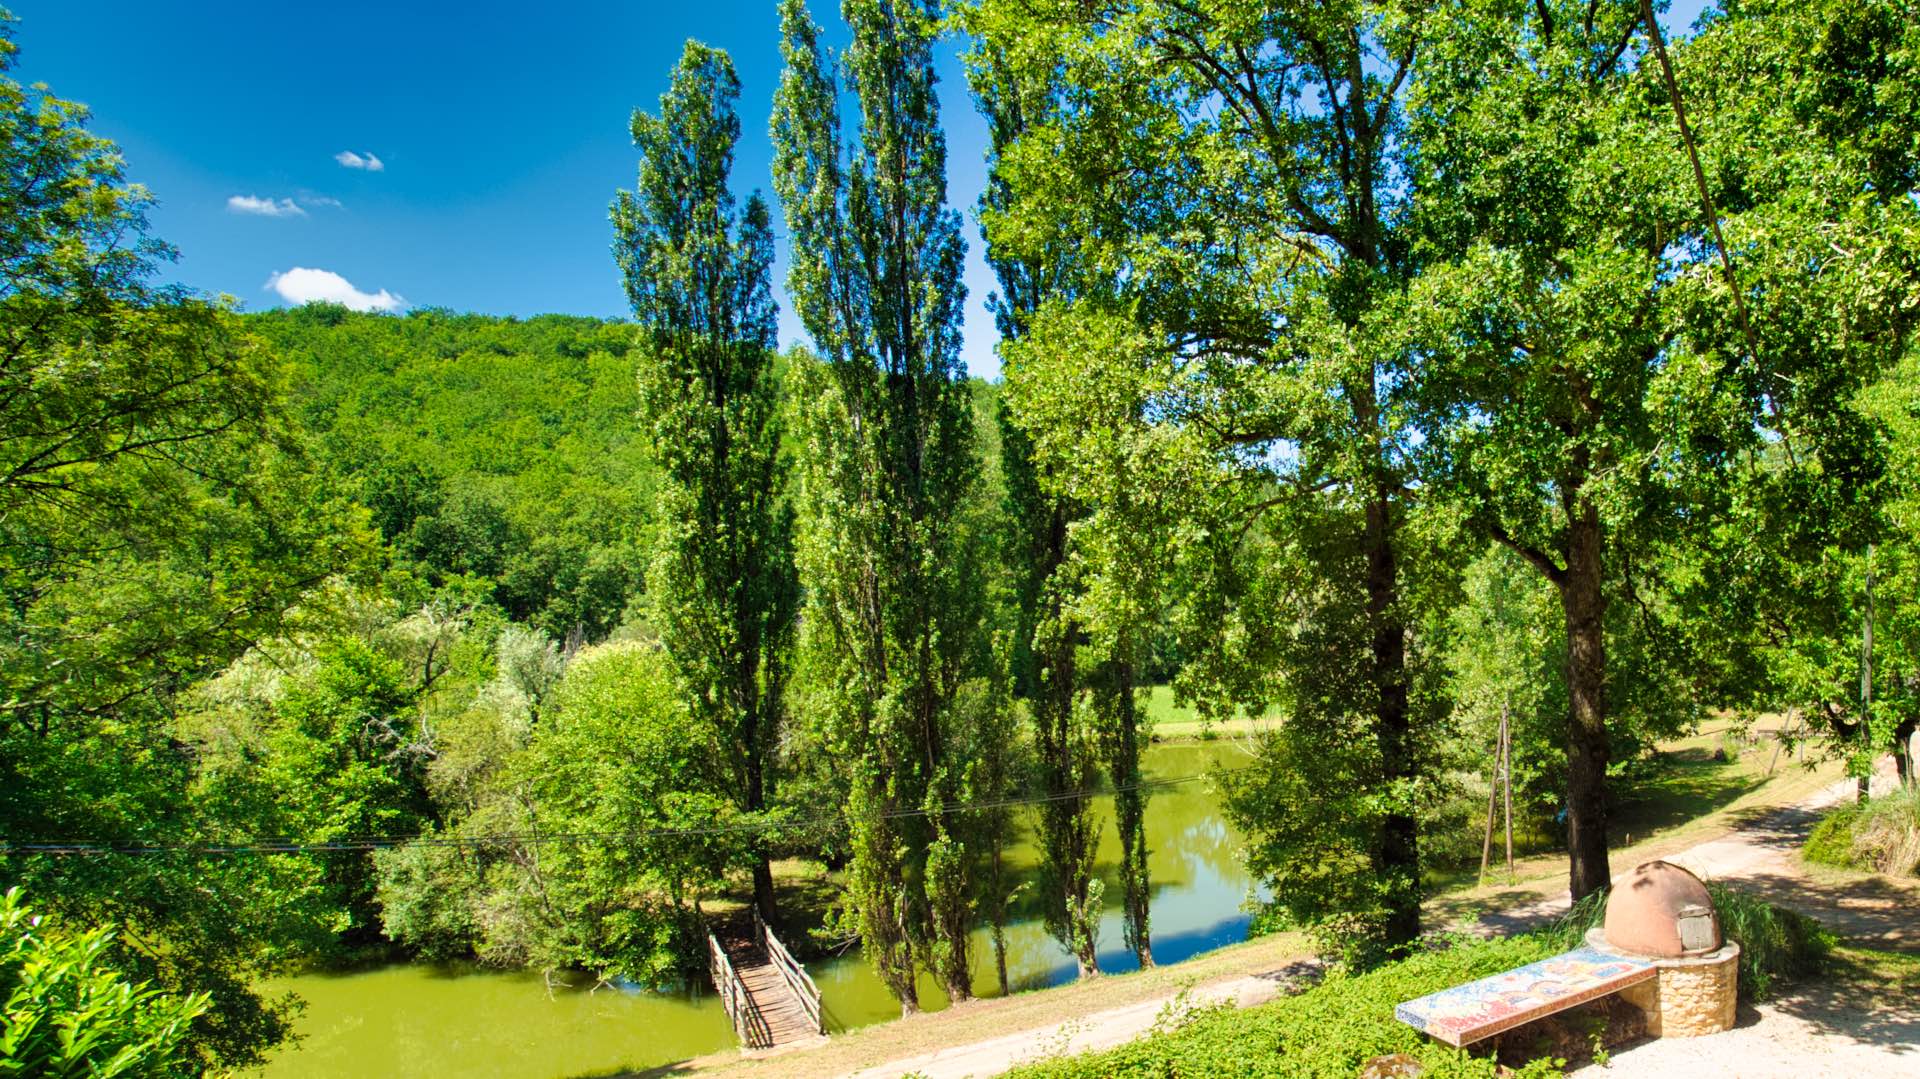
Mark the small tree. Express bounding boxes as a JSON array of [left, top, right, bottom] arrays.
[[500, 641, 740, 983]]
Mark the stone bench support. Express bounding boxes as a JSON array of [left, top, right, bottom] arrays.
[[1584, 927, 1739, 1037]]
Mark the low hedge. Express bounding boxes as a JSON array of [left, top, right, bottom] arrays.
[[1004, 934, 1567, 1079]]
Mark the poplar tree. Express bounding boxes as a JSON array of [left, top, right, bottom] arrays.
[[612, 41, 796, 922], [772, 0, 983, 1010], [966, 41, 1105, 977]]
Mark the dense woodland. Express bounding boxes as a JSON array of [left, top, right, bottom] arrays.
[[2, 0, 1918, 1074]]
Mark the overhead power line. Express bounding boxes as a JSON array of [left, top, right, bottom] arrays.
[[4, 764, 1259, 858]]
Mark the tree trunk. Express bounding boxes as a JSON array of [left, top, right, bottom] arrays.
[[1365, 491, 1420, 951], [992, 844, 1011, 997], [745, 753, 779, 925], [1893, 716, 1915, 790], [1111, 661, 1153, 969], [1561, 496, 1612, 901]]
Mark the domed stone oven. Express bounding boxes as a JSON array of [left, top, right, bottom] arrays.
[[1603, 859, 1723, 957], [1586, 860, 1741, 1037]]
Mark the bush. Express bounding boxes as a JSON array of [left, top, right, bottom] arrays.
[[1005, 934, 1567, 1079], [1804, 790, 1920, 877], [1804, 802, 1863, 867], [1853, 789, 1920, 876], [1707, 883, 1834, 1000], [374, 835, 483, 961], [0, 888, 210, 1078]]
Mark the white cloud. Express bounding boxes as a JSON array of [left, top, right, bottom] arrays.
[[227, 194, 306, 217], [333, 150, 385, 172], [265, 267, 404, 313], [303, 194, 343, 208]]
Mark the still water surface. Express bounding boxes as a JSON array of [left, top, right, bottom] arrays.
[[257, 741, 1258, 1078]]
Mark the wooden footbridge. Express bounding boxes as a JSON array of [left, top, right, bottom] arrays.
[[707, 908, 826, 1050]]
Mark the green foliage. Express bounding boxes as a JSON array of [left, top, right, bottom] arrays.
[[1646, 0, 1920, 781], [507, 640, 740, 981], [1805, 802, 1867, 868], [370, 837, 481, 962], [248, 306, 655, 640], [614, 40, 798, 921], [966, 0, 1443, 960], [0, 888, 210, 1079], [186, 612, 444, 950], [774, 0, 992, 1008], [1806, 788, 1920, 876], [967, 31, 1107, 976], [1005, 934, 1567, 1079], [1707, 884, 1836, 1001], [371, 639, 742, 984], [0, 14, 373, 1066]]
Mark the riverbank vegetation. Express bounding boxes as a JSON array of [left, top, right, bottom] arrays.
[[2, 0, 1917, 1072]]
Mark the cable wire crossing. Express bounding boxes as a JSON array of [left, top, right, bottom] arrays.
[[5, 765, 1257, 857]]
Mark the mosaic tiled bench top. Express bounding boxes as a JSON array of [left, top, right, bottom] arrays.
[[1395, 946, 1656, 1047]]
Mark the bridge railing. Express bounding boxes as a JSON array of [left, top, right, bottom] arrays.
[[707, 930, 773, 1048], [754, 907, 825, 1035]]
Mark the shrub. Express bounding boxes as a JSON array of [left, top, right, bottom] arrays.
[[1005, 934, 1567, 1079], [1852, 789, 1920, 876], [0, 888, 210, 1078], [1804, 789, 1920, 877], [1706, 883, 1834, 1001], [374, 834, 483, 961], [1804, 802, 1864, 868]]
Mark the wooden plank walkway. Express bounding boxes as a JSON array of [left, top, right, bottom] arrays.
[[708, 910, 826, 1050]]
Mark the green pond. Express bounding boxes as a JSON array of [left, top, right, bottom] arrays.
[[256, 741, 1261, 1078]]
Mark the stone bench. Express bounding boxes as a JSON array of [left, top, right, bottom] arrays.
[[1394, 945, 1657, 1047]]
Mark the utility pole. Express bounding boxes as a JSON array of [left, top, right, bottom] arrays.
[[1860, 545, 1875, 802], [1480, 697, 1516, 884], [1501, 701, 1514, 879]]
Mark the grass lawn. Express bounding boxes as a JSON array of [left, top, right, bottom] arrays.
[[1143, 684, 1282, 742], [1826, 943, 1920, 1000]]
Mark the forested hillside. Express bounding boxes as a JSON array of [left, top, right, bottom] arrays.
[[250, 307, 655, 639]]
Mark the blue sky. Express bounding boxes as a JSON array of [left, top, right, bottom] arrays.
[[9, 1, 1711, 381], [7, 0, 999, 373]]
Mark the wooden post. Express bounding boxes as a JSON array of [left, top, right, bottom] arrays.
[[1860, 544, 1875, 803], [1501, 702, 1515, 880], [1480, 738, 1499, 885]]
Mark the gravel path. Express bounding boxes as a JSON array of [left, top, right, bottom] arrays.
[[1573, 980, 1920, 1078], [842, 965, 1315, 1079], [1471, 767, 1918, 951]]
